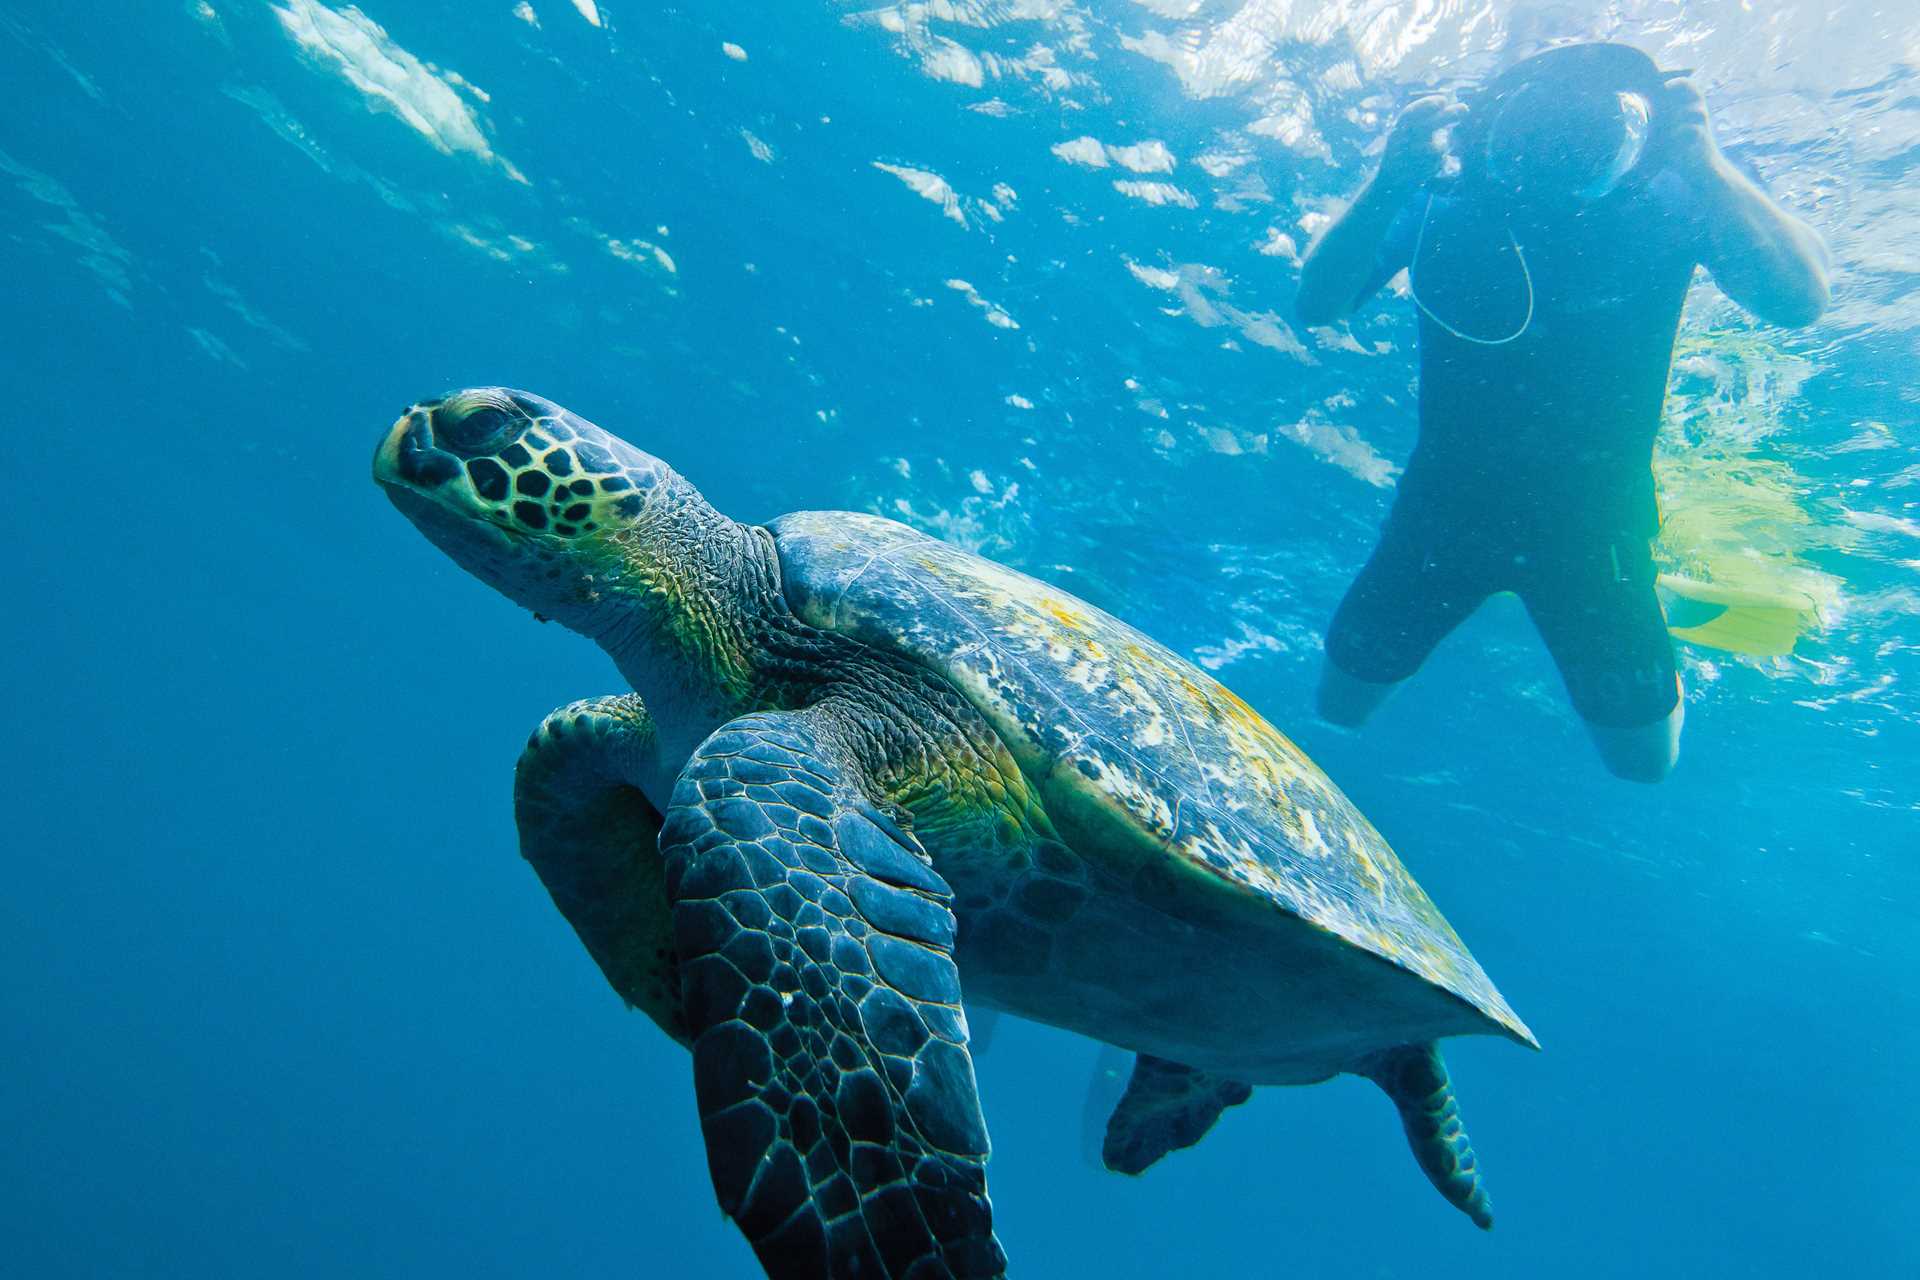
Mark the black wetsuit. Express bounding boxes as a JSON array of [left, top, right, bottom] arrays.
[[1325, 168, 1707, 727]]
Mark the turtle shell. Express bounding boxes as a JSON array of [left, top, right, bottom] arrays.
[[768, 511, 1532, 1046]]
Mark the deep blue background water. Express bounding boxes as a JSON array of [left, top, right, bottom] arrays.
[[4, 2, 1915, 1276]]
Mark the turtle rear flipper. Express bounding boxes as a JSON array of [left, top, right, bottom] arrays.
[[663, 708, 1005, 1280], [1359, 1042, 1494, 1229], [1101, 1054, 1253, 1175]]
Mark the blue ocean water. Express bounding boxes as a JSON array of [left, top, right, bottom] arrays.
[[3, 1, 1915, 1275]]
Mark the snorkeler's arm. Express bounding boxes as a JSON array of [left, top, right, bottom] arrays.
[[1694, 161, 1831, 326], [1665, 75, 1831, 328], [1297, 97, 1466, 326]]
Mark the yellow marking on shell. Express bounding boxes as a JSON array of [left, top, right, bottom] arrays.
[[1347, 828, 1389, 901], [1004, 583, 1350, 866], [1039, 596, 1091, 632], [874, 529, 1520, 1023]]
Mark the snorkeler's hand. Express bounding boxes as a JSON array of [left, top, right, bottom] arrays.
[[1379, 96, 1468, 192], [1659, 72, 1722, 175]]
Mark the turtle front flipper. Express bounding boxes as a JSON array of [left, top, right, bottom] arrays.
[[1358, 1042, 1494, 1230], [514, 695, 686, 1044], [1101, 1054, 1253, 1175], [662, 709, 1005, 1280]]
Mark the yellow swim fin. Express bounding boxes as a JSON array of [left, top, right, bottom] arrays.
[[1657, 573, 1816, 658]]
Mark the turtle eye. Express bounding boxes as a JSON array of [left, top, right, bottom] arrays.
[[435, 404, 517, 457]]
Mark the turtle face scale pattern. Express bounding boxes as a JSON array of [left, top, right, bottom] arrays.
[[392, 386, 655, 535], [374, 388, 685, 635]]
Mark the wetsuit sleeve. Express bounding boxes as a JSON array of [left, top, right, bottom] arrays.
[[1348, 198, 1422, 311]]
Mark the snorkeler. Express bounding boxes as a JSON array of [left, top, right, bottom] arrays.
[[1295, 42, 1830, 782]]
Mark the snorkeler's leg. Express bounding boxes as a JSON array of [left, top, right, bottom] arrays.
[[1317, 662, 1400, 726], [1524, 539, 1683, 783], [1321, 510, 1483, 727], [1586, 694, 1683, 784]]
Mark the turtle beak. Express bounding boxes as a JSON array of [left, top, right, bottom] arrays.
[[374, 407, 461, 490], [374, 405, 525, 573]]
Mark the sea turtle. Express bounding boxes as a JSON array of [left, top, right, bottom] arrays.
[[373, 388, 1537, 1279]]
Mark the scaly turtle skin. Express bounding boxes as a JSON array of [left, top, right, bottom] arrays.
[[374, 388, 1537, 1279]]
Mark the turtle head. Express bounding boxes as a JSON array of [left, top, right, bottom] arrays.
[[373, 387, 696, 638]]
